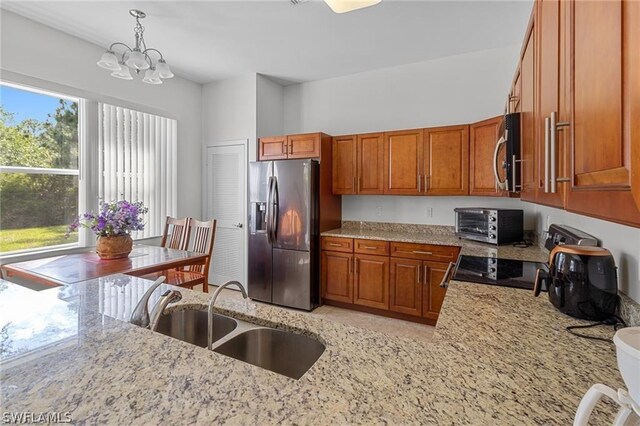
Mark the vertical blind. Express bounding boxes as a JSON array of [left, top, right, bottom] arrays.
[[98, 103, 177, 239]]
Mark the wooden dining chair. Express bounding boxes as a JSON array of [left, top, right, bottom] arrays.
[[161, 216, 192, 250], [151, 219, 217, 293]]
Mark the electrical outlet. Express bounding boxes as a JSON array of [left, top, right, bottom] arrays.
[[425, 207, 433, 218], [376, 206, 382, 217]]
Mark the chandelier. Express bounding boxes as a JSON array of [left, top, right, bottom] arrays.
[[96, 10, 173, 85]]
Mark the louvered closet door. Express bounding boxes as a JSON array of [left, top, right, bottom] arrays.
[[205, 144, 246, 287]]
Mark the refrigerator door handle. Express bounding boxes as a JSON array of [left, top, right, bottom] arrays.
[[266, 176, 274, 243], [271, 176, 279, 242]]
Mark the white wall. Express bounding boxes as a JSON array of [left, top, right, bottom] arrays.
[[0, 10, 203, 219], [256, 74, 284, 139]]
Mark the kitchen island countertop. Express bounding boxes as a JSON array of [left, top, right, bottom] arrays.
[[0, 275, 622, 425]]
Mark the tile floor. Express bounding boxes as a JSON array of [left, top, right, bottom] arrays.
[[197, 284, 436, 344]]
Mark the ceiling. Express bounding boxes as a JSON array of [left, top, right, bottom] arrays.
[[1, 0, 533, 85]]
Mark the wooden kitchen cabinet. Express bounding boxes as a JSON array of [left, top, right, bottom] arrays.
[[422, 125, 469, 195], [421, 261, 449, 320], [321, 250, 353, 304], [287, 133, 321, 159], [534, 0, 565, 208], [389, 257, 422, 316], [258, 132, 329, 161], [332, 135, 357, 194], [519, 16, 537, 202], [353, 253, 389, 310], [469, 116, 505, 196], [383, 129, 423, 195], [258, 136, 288, 160], [562, 0, 640, 226], [357, 133, 385, 194]]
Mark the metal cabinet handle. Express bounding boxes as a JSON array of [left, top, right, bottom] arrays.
[[544, 116, 551, 193], [352, 176, 356, 193], [349, 257, 353, 274], [355, 258, 359, 275], [358, 176, 361, 193], [412, 250, 433, 255], [424, 175, 429, 192], [328, 243, 343, 247], [423, 264, 428, 286], [289, 144, 293, 154], [439, 262, 455, 288], [281, 143, 285, 154], [417, 264, 421, 284], [417, 174, 422, 192], [550, 111, 571, 193], [362, 246, 378, 250]]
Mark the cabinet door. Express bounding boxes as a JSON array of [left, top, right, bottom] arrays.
[[520, 21, 537, 202], [534, 0, 565, 208], [258, 136, 288, 161], [353, 254, 389, 310], [357, 133, 384, 194], [421, 262, 449, 321], [389, 258, 422, 316], [332, 135, 357, 195], [384, 130, 423, 195], [321, 251, 353, 303], [564, 0, 640, 226], [422, 125, 469, 195], [469, 116, 504, 196], [287, 133, 321, 159]]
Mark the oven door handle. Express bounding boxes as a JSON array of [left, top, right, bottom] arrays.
[[493, 135, 507, 191]]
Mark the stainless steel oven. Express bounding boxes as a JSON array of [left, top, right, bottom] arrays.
[[454, 208, 523, 245]]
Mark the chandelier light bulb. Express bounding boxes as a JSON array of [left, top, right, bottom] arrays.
[[97, 50, 120, 71], [125, 49, 150, 71], [142, 68, 162, 85], [156, 59, 174, 79], [111, 64, 133, 80]]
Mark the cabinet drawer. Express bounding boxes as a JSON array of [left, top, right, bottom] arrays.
[[390, 242, 459, 262], [321, 237, 353, 253], [354, 239, 390, 255]]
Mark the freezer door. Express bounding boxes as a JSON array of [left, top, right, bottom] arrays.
[[249, 161, 272, 203], [272, 160, 313, 251], [248, 231, 272, 303], [272, 248, 311, 310]]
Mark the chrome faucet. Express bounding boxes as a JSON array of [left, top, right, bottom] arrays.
[[130, 276, 176, 328], [208, 280, 248, 350], [149, 289, 183, 331]]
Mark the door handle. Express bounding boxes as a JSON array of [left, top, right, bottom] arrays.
[[417, 174, 422, 192], [550, 111, 571, 193], [417, 264, 421, 284], [544, 116, 551, 193], [424, 175, 429, 192], [233, 223, 243, 228]]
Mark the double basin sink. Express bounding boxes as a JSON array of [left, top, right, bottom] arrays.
[[154, 309, 325, 380]]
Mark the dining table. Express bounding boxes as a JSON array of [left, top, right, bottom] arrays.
[[0, 244, 209, 287]]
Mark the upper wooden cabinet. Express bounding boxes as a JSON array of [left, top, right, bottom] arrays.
[[422, 125, 469, 195], [258, 136, 288, 161], [562, 0, 640, 226], [331, 133, 384, 195], [469, 116, 505, 196], [258, 132, 328, 161], [357, 133, 385, 194], [520, 16, 537, 202], [332, 135, 357, 194], [384, 129, 423, 195]]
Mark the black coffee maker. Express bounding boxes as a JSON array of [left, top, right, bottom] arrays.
[[535, 245, 619, 320]]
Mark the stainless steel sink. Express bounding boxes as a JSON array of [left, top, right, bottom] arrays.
[[154, 309, 237, 348], [213, 328, 325, 380]]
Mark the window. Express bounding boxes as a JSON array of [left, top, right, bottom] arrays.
[[0, 83, 80, 253], [98, 103, 177, 239]]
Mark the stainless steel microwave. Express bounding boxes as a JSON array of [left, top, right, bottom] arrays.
[[454, 208, 524, 245]]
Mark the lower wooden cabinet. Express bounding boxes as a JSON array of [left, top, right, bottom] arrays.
[[321, 236, 460, 324], [353, 254, 389, 310], [321, 251, 353, 303], [389, 258, 422, 316], [422, 262, 449, 321]]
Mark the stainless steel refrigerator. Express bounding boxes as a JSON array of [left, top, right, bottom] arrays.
[[248, 159, 319, 311]]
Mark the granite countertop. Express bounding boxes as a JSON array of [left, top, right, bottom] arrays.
[[322, 223, 549, 262], [0, 275, 625, 424]]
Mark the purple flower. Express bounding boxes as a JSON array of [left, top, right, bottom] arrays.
[[65, 199, 148, 238]]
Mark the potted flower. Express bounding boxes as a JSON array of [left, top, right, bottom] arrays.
[[67, 200, 148, 259]]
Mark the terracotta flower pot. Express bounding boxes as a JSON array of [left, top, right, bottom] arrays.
[[96, 235, 133, 260]]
